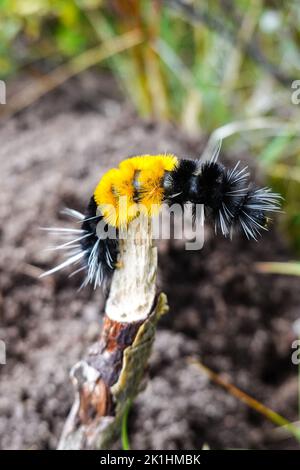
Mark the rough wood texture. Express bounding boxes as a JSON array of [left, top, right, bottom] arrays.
[[58, 216, 169, 450], [106, 216, 158, 323]]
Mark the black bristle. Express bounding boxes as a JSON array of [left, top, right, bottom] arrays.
[[80, 196, 119, 287], [211, 161, 250, 237], [193, 161, 280, 239], [163, 159, 198, 206], [235, 186, 281, 240]]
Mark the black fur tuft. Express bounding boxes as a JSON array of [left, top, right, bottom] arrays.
[[193, 161, 280, 239], [235, 186, 281, 240], [80, 196, 119, 288], [163, 158, 281, 240], [163, 159, 198, 207]]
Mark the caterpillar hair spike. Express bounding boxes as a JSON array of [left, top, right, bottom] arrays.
[[40, 146, 282, 289]]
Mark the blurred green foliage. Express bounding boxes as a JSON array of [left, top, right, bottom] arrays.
[[0, 0, 300, 251]]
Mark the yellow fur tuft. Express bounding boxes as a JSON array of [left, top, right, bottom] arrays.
[[94, 168, 118, 227], [137, 161, 165, 216], [93, 154, 178, 227]]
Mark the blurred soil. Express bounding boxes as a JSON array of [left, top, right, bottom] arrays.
[[0, 72, 299, 450]]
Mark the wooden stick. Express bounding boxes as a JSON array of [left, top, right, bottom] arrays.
[[58, 216, 168, 450]]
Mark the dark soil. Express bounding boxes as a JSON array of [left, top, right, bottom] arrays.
[[0, 72, 299, 450]]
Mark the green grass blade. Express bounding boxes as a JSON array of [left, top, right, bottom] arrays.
[[121, 400, 132, 451], [256, 262, 300, 276]]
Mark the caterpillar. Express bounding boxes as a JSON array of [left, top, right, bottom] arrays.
[[41, 149, 281, 289]]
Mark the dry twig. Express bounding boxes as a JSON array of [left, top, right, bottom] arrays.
[[58, 216, 168, 450]]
